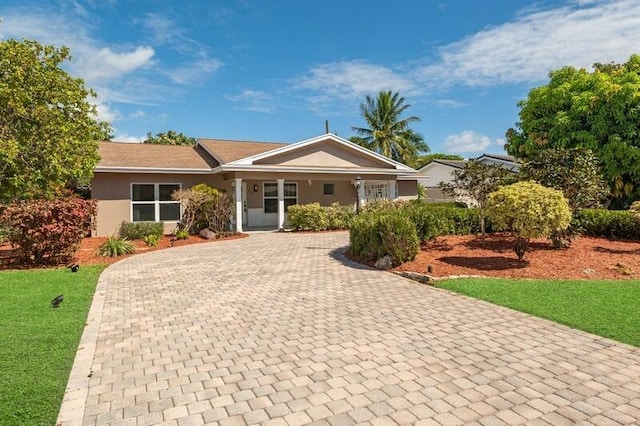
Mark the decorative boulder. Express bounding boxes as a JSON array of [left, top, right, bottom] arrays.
[[199, 228, 216, 240], [374, 255, 394, 270]]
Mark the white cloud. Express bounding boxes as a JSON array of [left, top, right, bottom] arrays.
[[111, 134, 146, 143], [294, 60, 419, 100], [435, 99, 468, 108], [226, 90, 278, 113], [140, 13, 223, 84], [76, 46, 155, 82], [94, 102, 121, 123], [443, 131, 493, 153], [167, 58, 223, 85], [130, 110, 146, 119], [417, 0, 640, 86]]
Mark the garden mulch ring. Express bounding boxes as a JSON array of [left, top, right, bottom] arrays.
[[0, 233, 248, 270], [394, 233, 640, 280]]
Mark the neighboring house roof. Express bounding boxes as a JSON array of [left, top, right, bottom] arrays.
[[475, 153, 517, 163], [475, 153, 519, 172], [95, 142, 217, 173], [197, 139, 288, 164], [430, 159, 467, 169], [417, 159, 467, 174]]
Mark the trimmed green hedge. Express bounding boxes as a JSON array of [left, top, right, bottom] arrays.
[[119, 221, 164, 240], [287, 203, 354, 231], [572, 209, 640, 239], [350, 212, 419, 265], [406, 203, 489, 241]]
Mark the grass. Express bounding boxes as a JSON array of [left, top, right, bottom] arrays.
[[438, 278, 640, 347], [0, 265, 105, 425]]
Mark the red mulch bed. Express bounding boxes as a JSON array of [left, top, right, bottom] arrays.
[[0, 234, 247, 270], [394, 233, 640, 280]]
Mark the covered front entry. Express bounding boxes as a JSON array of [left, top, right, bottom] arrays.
[[230, 176, 400, 232], [219, 133, 417, 232]]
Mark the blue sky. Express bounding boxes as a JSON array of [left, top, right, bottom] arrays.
[[2, 1, 640, 156]]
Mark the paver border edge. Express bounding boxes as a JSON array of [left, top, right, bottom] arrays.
[[56, 268, 110, 426]]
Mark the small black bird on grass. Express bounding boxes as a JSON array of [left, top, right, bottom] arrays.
[[51, 294, 64, 308], [67, 263, 79, 272], [169, 237, 177, 247]]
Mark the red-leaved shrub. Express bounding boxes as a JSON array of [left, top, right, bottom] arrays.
[[1, 197, 97, 265]]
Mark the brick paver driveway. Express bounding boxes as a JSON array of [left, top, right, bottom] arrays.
[[59, 232, 640, 425]]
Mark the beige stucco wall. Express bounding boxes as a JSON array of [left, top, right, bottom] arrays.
[[397, 180, 418, 199], [255, 140, 391, 168], [92, 172, 226, 236]]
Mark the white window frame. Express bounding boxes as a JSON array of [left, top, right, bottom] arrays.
[[130, 183, 182, 222], [365, 182, 389, 202], [263, 181, 297, 214]]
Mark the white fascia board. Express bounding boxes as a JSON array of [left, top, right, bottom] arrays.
[[227, 133, 416, 172], [95, 166, 212, 174], [397, 174, 424, 180], [220, 164, 417, 176]]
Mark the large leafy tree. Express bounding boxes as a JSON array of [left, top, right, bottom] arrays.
[[144, 130, 196, 145], [520, 148, 608, 210], [351, 91, 429, 165], [505, 55, 640, 202], [0, 39, 111, 201]]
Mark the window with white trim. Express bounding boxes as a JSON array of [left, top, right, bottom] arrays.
[[263, 182, 297, 213], [131, 183, 181, 222]]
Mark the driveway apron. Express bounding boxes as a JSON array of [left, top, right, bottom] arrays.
[[59, 231, 640, 425]]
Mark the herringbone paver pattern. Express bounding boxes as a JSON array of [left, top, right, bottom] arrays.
[[59, 232, 640, 425]]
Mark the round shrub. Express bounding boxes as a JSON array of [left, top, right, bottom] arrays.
[[487, 181, 572, 260], [287, 203, 329, 231], [350, 211, 419, 266]]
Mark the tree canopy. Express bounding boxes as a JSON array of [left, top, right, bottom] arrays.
[[0, 39, 111, 201], [144, 130, 196, 146], [351, 91, 429, 165], [520, 148, 608, 210], [505, 54, 640, 201]]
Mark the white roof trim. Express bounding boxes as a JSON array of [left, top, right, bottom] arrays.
[[220, 164, 416, 176], [226, 133, 416, 172], [95, 166, 212, 174]]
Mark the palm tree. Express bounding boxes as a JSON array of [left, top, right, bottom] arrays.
[[351, 91, 429, 165]]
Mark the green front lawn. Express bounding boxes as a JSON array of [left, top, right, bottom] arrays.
[[0, 265, 105, 425], [438, 278, 640, 347]]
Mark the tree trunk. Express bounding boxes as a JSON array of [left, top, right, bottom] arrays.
[[479, 208, 486, 246], [514, 236, 529, 261]]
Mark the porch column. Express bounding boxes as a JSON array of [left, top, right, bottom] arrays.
[[234, 178, 243, 232], [388, 180, 397, 200], [277, 178, 285, 230]]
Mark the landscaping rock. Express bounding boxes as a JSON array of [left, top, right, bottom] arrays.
[[199, 228, 216, 240], [375, 255, 393, 270], [395, 271, 433, 285]]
